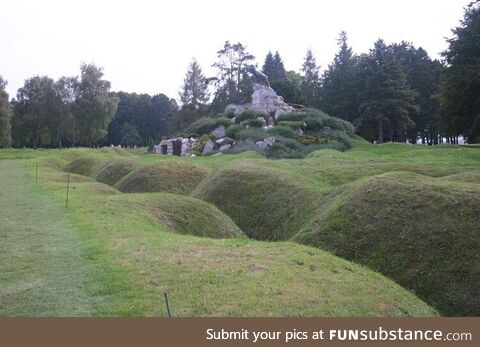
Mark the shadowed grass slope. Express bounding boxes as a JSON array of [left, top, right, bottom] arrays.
[[94, 159, 138, 186], [64, 154, 110, 177], [4, 144, 477, 316], [104, 193, 244, 239], [23, 161, 437, 316], [193, 149, 480, 316], [115, 161, 208, 194], [194, 162, 320, 241], [294, 172, 480, 316]]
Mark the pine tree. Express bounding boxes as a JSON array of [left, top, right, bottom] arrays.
[[262, 51, 276, 81], [391, 42, 442, 144], [358, 40, 418, 143], [0, 76, 11, 147], [438, 0, 480, 143], [320, 31, 358, 122], [179, 59, 209, 110], [272, 51, 286, 81], [262, 51, 287, 82], [301, 49, 321, 107]]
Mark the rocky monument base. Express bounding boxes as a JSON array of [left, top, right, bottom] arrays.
[[226, 84, 295, 125]]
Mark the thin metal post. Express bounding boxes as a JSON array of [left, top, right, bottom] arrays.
[[36, 161, 38, 186], [66, 174, 70, 208], [164, 292, 171, 317]]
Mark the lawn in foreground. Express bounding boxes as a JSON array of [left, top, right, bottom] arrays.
[[0, 151, 436, 316]]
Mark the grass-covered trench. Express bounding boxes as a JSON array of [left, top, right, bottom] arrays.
[[1, 140, 478, 316]]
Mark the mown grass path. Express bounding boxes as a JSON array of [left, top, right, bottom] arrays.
[[0, 160, 95, 316]]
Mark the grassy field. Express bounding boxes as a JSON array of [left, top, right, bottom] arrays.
[[1, 140, 478, 316]]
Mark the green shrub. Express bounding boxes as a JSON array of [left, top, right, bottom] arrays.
[[303, 108, 331, 119], [277, 120, 305, 129], [224, 104, 237, 118], [277, 112, 308, 121], [186, 117, 231, 136], [304, 117, 324, 131], [300, 134, 318, 145], [226, 124, 244, 139], [227, 142, 266, 155], [236, 110, 260, 124], [193, 134, 216, 155], [316, 129, 352, 148], [284, 108, 355, 136], [322, 116, 355, 135], [237, 128, 269, 141], [267, 126, 296, 139], [225, 124, 245, 139], [241, 118, 265, 128], [267, 143, 303, 159]]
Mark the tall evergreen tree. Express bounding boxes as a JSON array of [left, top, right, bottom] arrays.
[[273, 51, 286, 81], [391, 42, 443, 144], [438, 0, 480, 143], [301, 49, 321, 107], [357, 40, 418, 143], [262, 51, 286, 82], [261, 51, 301, 103], [320, 31, 359, 122], [179, 59, 209, 110], [262, 51, 276, 81], [0, 76, 11, 147]]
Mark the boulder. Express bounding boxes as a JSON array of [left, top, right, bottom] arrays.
[[264, 136, 276, 147], [234, 105, 245, 116], [251, 84, 295, 114], [212, 125, 226, 138], [216, 137, 233, 146], [255, 140, 268, 150], [219, 144, 232, 152], [202, 140, 215, 155]]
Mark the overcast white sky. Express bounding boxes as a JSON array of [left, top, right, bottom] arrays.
[[0, 0, 471, 101]]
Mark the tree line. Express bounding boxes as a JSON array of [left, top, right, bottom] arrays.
[[177, 1, 479, 144], [0, 1, 478, 147]]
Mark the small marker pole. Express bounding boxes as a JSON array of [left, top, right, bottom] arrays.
[[35, 162, 38, 186], [66, 174, 70, 208], [164, 292, 171, 317]]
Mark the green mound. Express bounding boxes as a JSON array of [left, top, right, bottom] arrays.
[[98, 147, 132, 156], [1, 149, 441, 317], [94, 159, 138, 186], [440, 170, 480, 184], [115, 161, 208, 194], [294, 172, 480, 316], [142, 193, 244, 238], [195, 162, 319, 240], [64, 155, 108, 177]]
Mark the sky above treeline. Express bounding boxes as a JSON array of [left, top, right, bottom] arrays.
[[0, 0, 472, 101]]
